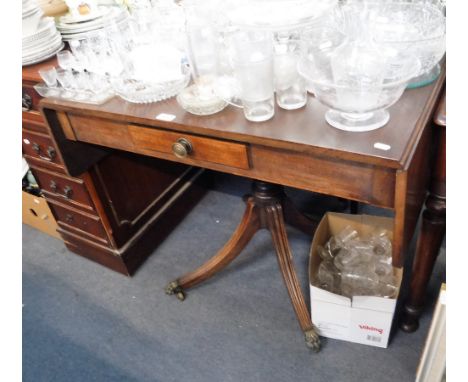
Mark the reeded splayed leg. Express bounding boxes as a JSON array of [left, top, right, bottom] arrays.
[[166, 180, 320, 350], [265, 202, 320, 352], [165, 197, 261, 301]]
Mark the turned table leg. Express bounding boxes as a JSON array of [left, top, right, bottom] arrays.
[[400, 109, 446, 333], [166, 180, 320, 349]]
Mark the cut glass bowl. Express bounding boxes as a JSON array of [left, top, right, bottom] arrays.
[[298, 27, 421, 132], [342, 1, 446, 87]]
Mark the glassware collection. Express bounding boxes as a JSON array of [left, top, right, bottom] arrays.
[[31, 0, 446, 130], [315, 225, 398, 299]]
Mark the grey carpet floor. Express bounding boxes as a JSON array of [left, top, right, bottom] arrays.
[[22, 173, 446, 382]]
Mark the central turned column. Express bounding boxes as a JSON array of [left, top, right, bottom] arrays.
[[165, 180, 320, 351]]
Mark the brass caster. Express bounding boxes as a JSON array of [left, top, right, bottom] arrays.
[[176, 291, 186, 301], [165, 280, 186, 301], [304, 328, 321, 352], [165, 281, 179, 295]]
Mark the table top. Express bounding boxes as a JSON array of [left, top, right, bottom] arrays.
[[41, 66, 445, 171]]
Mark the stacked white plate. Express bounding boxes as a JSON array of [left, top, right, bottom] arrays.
[[56, 6, 128, 41], [23, 0, 64, 66], [23, 0, 43, 35]]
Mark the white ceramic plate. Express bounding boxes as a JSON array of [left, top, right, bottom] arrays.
[[57, 6, 122, 28], [23, 19, 56, 45], [58, 6, 111, 24], [23, 35, 62, 59], [23, 5, 40, 18], [23, 37, 63, 58], [23, 43, 64, 66]]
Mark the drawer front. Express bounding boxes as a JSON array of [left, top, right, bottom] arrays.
[[22, 85, 41, 113], [22, 129, 63, 167], [64, 113, 250, 171], [23, 118, 49, 134], [128, 125, 250, 170], [31, 166, 95, 212], [48, 201, 109, 244]]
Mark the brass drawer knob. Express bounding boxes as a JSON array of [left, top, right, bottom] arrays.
[[30, 142, 54, 162], [22, 93, 32, 111], [47, 146, 56, 159], [172, 138, 193, 159], [50, 180, 58, 192], [63, 186, 73, 199]]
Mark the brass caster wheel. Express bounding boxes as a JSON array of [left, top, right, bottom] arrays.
[[165, 280, 186, 301], [165, 281, 179, 295], [176, 291, 186, 301], [304, 328, 321, 352]]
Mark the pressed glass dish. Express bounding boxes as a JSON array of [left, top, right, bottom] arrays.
[[113, 65, 191, 104], [176, 83, 228, 116]]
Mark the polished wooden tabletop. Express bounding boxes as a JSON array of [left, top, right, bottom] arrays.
[[43, 67, 445, 170]]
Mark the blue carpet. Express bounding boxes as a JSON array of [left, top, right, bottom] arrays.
[[22, 173, 446, 382]]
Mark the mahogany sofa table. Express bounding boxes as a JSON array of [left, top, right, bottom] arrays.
[[40, 68, 445, 351]]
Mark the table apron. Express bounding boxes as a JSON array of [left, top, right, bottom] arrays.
[[60, 112, 396, 209]]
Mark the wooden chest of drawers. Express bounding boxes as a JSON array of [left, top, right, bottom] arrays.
[[22, 58, 205, 275]]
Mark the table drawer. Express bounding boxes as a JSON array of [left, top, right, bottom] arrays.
[[22, 129, 63, 166], [30, 166, 95, 212], [48, 200, 109, 245], [128, 125, 250, 170], [63, 113, 250, 171], [23, 118, 49, 134]]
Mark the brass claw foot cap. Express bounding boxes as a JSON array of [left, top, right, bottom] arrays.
[[304, 329, 321, 352], [176, 291, 186, 301], [165, 281, 179, 295], [165, 281, 186, 301]]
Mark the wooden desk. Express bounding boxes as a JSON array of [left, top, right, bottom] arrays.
[[23, 58, 206, 275], [40, 68, 445, 348]]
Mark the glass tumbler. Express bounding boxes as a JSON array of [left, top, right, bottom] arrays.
[[274, 34, 307, 110], [231, 30, 275, 122], [38, 66, 58, 88]]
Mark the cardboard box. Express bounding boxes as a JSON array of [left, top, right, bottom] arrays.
[[309, 212, 402, 348], [22, 191, 61, 239]]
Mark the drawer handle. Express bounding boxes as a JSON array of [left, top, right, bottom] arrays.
[[31, 143, 56, 162], [47, 146, 57, 159], [172, 138, 193, 159], [22, 93, 32, 111], [65, 214, 74, 223], [50, 180, 58, 192], [63, 186, 73, 199], [49, 181, 73, 199]]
